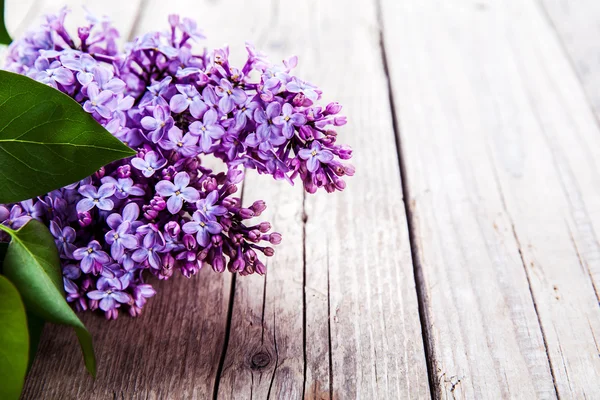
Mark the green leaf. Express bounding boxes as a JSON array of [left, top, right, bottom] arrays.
[[26, 313, 45, 372], [0, 220, 96, 377], [0, 0, 11, 45], [0, 70, 135, 203], [0, 275, 29, 400]]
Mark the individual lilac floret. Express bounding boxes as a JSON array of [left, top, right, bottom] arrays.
[[183, 211, 222, 247], [131, 151, 167, 177], [155, 172, 200, 214], [87, 280, 132, 318], [141, 105, 174, 143], [298, 141, 334, 172], [73, 240, 110, 275], [188, 109, 225, 152], [105, 221, 138, 260], [76, 183, 116, 213]]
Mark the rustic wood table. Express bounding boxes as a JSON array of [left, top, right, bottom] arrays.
[[10, 0, 600, 398]]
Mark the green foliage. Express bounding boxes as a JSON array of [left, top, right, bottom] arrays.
[[0, 275, 29, 400], [0, 0, 11, 45], [0, 70, 135, 203], [0, 221, 96, 377]]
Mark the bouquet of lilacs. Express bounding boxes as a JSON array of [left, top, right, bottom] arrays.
[[0, 9, 354, 320]]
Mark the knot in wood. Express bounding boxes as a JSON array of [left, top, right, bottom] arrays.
[[250, 351, 271, 369]]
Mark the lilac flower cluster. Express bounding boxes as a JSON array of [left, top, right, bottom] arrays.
[[0, 9, 354, 319]]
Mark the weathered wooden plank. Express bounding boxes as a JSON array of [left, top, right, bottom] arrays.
[[540, 0, 600, 303], [17, 2, 228, 399], [540, 0, 600, 120], [381, 0, 600, 398]]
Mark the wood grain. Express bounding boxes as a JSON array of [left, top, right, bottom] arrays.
[[380, 0, 600, 398], [540, 0, 600, 120]]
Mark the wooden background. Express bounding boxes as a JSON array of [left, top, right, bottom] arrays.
[[6, 0, 600, 398]]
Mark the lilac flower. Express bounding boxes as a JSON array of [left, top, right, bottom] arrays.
[[215, 78, 247, 113], [21, 199, 45, 219], [107, 202, 140, 230], [159, 126, 199, 157], [32, 58, 74, 88], [105, 221, 138, 260], [246, 102, 285, 151], [156, 172, 200, 214], [61, 53, 96, 85], [76, 183, 116, 213], [287, 78, 319, 101], [188, 109, 225, 152], [196, 190, 227, 221], [1, 11, 351, 319], [141, 105, 174, 143], [131, 151, 167, 177], [101, 176, 145, 199], [169, 84, 207, 118], [273, 103, 306, 139], [87, 281, 132, 312], [130, 285, 155, 311], [298, 141, 334, 172], [183, 211, 222, 247], [73, 240, 111, 274], [83, 82, 114, 118], [93, 65, 126, 93], [139, 76, 172, 107], [50, 220, 77, 257], [132, 239, 163, 269]]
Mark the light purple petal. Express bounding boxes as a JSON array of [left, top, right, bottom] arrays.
[[169, 94, 189, 113], [167, 195, 183, 214], [122, 202, 140, 222], [87, 290, 106, 300], [99, 296, 116, 311], [112, 291, 131, 303], [97, 199, 114, 211], [76, 198, 95, 213], [141, 116, 159, 130], [156, 180, 176, 196], [181, 187, 200, 202], [174, 172, 190, 189], [182, 221, 200, 234], [206, 221, 222, 234], [306, 156, 319, 172]]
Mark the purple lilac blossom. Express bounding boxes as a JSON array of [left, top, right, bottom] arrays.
[[0, 8, 353, 320]]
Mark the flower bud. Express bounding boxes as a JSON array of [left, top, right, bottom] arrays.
[[168, 14, 180, 28], [251, 200, 266, 216], [78, 211, 92, 227], [213, 256, 225, 273], [232, 257, 245, 272], [337, 145, 353, 160], [78, 26, 90, 42], [117, 164, 131, 178], [344, 164, 356, 176], [151, 195, 167, 211], [95, 167, 105, 179], [255, 261, 266, 275], [183, 234, 196, 250], [263, 247, 274, 257], [165, 221, 180, 237], [258, 222, 271, 233], [325, 102, 342, 115], [334, 116, 347, 126], [269, 232, 282, 245], [239, 208, 254, 219]]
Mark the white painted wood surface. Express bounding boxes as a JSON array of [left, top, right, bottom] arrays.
[[9, 0, 600, 398], [381, 0, 600, 398]]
